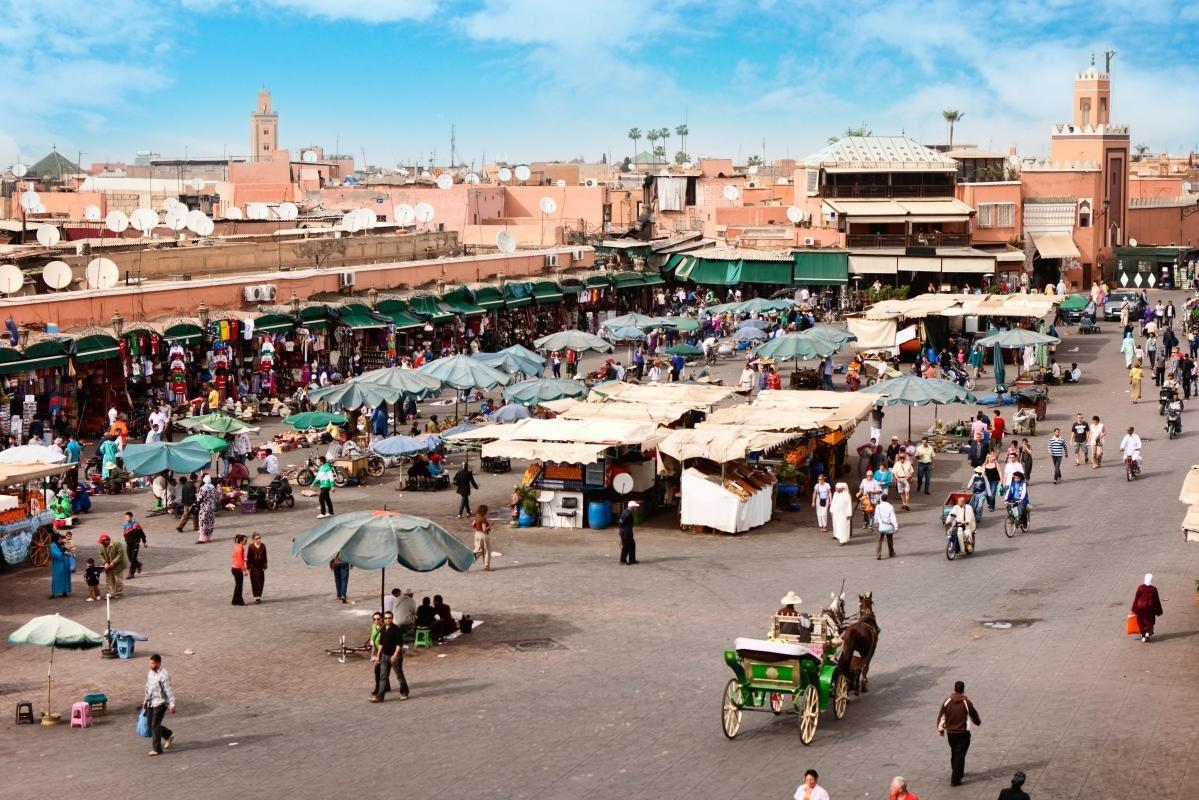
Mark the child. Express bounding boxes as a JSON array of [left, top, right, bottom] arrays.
[[123, 511, 147, 578], [83, 558, 103, 601]]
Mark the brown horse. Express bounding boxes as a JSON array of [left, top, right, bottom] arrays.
[[835, 592, 879, 695]]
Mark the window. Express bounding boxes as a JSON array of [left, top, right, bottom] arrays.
[[977, 203, 1014, 229], [1078, 199, 1092, 228]]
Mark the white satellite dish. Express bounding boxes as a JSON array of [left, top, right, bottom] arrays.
[[1128, 238, 1138, 248], [497, 167, 512, 182], [514, 165, 531, 182], [747, 165, 759, 175], [12, 162, 28, 178], [496, 230, 516, 254], [190, 178, 205, 192], [0, 265, 24, 295], [683, 161, 693, 169], [539, 197, 557, 215], [555, 179, 566, 187], [194, 216, 215, 237], [130, 207, 160, 233], [36, 226, 61, 247], [413, 202, 435, 224], [435, 173, 453, 190], [723, 185, 740, 201], [398, 167, 410, 177], [465, 173, 480, 185], [223, 206, 244, 221], [302, 150, 318, 163], [104, 210, 130, 233], [42, 261, 72, 290], [393, 204, 415, 225], [85, 257, 119, 289], [776, 177, 788, 185], [341, 210, 362, 233], [83, 205, 102, 222], [658, 169, 669, 177], [786, 206, 804, 224], [248, 203, 271, 220], [355, 208, 376, 229], [19, 190, 40, 212], [185, 210, 209, 233], [33, 203, 46, 214], [165, 208, 188, 230], [277, 202, 299, 220]]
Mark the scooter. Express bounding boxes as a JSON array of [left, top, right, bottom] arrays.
[[945, 520, 975, 561], [1158, 386, 1181, 416], [941, 362, 976, 391], [295, 456, 322, 486], [1166, 400, 1182, 439]]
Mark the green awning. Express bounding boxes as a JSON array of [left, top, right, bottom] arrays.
[[163, 322, 204, 343], [793, 251, 849, 286], [299, 306, 330, 330], [10, 354, 69, 372], [0, 347, 26, 375], [612, 272, 647, 289], [383, 310, 425, 330], [338, 313, 387, 330], [686, 258, 741, 286], [674, 256, 697, 281], [340, 303, 372, 316], [73, 333, 120, 363], [503, 283, 534, 308], [640, 273, 665, 286], [474, 286, 503, 309], [253, 313, 295, 334], [532, 281, 563, 302], [559, 280, 584, 295], [442, 298, 486, 318], [585, 274, 612, 288], [739, 260, 794, 285], [407, 296, 454, 323]]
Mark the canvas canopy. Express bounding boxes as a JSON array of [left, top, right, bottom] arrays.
[[659, 426, 800, 463]]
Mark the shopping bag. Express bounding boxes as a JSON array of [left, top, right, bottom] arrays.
[[1125, 614, 1140, 635], [136, 708, 151, 738]]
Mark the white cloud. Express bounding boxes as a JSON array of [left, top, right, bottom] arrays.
[[243, 0, 437, 23]]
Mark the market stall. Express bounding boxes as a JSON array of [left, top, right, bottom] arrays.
[[0, 462, 70, 567]]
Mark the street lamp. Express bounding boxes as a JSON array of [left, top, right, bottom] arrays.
[[17, 326, 29, 348], [289, 290, 302, 317], [196, 302, 210, 327], [111, 310, 124, 336], [367, 287, 379, 309]]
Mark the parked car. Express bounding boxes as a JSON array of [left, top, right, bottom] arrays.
[[1103, 290, 1146, 321]]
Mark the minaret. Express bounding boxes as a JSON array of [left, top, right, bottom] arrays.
[[251, 90, 279, 162]]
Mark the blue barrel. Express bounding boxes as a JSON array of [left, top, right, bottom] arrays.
[[587, 501, 612, 530], [116, 635, 135, 660]]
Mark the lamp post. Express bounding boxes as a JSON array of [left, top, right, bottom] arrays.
[[111, 311, 124, 337], [196, 302, 210, 327], [289, 290, 302, 318], [367, 287, 379, 309]]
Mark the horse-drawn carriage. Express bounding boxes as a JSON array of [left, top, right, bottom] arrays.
[[721, 592, 879, 745]]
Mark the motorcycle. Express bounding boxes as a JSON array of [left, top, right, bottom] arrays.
[[1125, 455, 1141, 481], [1166, 400, 1183, 439], [1158, 386, 1181, 416], [265, 475, 295, 510], [941, 362, 976, 391], [945, 519, 975, 560], [295, 456, 321, 487]]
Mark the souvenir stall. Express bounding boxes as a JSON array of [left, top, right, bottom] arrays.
[[159, 317, 207, 406], [296, 305, 335, 382], [440, 287, 489, 346], [246, 311, 300, 401], [6, 334, 73, 439], [376, 298, 427, 360], [406, 295, 463, 356], [575, 274, 618, 333], [112, 321, 169, 431], [69, 328, 127, 439], [329, 304, 389, 377]]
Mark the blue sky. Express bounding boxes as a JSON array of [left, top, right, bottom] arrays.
[[2, 1, 1198, 170]]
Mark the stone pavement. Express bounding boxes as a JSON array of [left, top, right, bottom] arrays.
[[3, 294, 1199, 800]]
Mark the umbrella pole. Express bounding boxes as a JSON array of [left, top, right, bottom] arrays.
[[908, 405, 912, 440], [380, 566, 386, 615], [47, 644, 54, 720]]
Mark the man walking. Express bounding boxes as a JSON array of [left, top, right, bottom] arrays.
[[122, 511, 147, 578], [316, 457, 335, 518], [143, 654, 177, 756], [175, 473, 198, 532], [1069, 413, 1089, 466], [97, 533, 126, 599], [936, 680, 982, 786], [453, 461, 479, 518], [1047, 427, 1066, 484], [370, 611, 409, 702], [914, 437, 935, 495], [618, 500, 639, 564], [872, 495, 898, 559]]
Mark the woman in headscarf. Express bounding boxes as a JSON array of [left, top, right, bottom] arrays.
[[196, 475, 218, 544], [830, 482, 853, 546], [1131, 573, 1163, 642], [49, 532, 72, 599], [1120, 331, 1136, 369], [98, 435, 119, 480]]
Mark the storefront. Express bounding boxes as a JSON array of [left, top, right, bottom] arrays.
[[1114, 245, 1198, 291], [2, 335, 72, 441], [69, 329, 125, 438], [330, 303, 390, 376]]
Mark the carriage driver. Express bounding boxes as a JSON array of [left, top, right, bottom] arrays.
[[773, 591, 814, 643]]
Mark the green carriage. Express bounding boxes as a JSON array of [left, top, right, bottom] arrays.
[[721, 629, 849, 745]]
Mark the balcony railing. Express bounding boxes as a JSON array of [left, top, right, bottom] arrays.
[[823, 184, 956, 199], [847, 232, 972, 248]]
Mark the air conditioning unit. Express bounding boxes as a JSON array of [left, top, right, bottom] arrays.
[[339, 271, 356, 288], [747, 180, 759, 188], [260, 283, 278, 301], [585, 178, 598, 187], [571, 249, 584, 261], [803, 237, 816, 246], [545, 254, 560, 267], [244, 285, 262, 302]]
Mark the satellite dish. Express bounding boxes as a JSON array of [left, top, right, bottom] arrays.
[[302, 150, 318, 163], [36, 226, 61, 247], [786, 206, 804, 224], [723, 185, 740, 201], [496, 230, 517, 254], [223, 206, 244, 220], [194, 216, 215, 237], [413, 202, 435, 223], [435, 173, 453, 190], [340, 210, 362, 233], [12, 162, 28, 178], [85, 257, 119, 289], [465, 173, 480, 185], [747, 165, 759, 175], [83, 205, 102, 222], [398, 167, 410, 177], [0, 265, 24, 295], [1128, 238, 1138, 248], [612, 472, 634, 495], [514, 165, 531, 182], [393, 204, 416, 225], [130, 207, 160, 233], [104, 210, 130, 233], [165, 208, 188, 230], [277, 202, 299, 220], [33, 204, 46, 214], [42, 261, 72, 290], [190, 178, 205, 192], [497, 167, 512, 182], [776, 177, 788, 185], [355, 208, 376, 229], [539, 197, 557, 215], [683, 161, 693, 169], [185, 210, 209, 233], [555, 179, 566, 187], [247, 203, 270, 220], [658, 169, 669, 177], [19, 190, 40, 212]]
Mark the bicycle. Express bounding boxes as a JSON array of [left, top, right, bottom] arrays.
[[1003, 501, 1030, 537]]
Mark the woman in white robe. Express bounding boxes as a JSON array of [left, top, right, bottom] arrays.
[[830, 482, 853, 545]]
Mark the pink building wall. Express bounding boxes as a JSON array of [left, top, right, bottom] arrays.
[[956, 182, 1023, 244], [1127, 207, 1199, 248], [1020, 170, 1104, 265], [1128, 176, 1186, 198]]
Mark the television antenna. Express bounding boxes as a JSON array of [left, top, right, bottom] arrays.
[[85, 257, 120, 289], [42, 261, 73, 290]]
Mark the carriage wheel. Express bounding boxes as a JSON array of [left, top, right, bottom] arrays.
[[333, 467, 350, 488], [721, 679, 743, 739], [797, 684, 820, 745], [832, 674, 850, 719], [769, 692, 784, 715], [367, 457, 386, 478], [28, 526, 52, 567]]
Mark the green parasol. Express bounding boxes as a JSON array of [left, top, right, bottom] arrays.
[[9, 614, 104, 724], [283, 411, 348, 430], [182, 433, 228, 453]]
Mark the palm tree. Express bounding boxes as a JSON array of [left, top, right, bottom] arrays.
[[654, 145, 666, 162], [674, 150, 688, 165], [659, 128, 672, 162], [675, 124, 689, 157], [1133, 143, 1150, 162], [646, 128, 660, 161], [942, 109, 964, 147], [627, 128, 642, 164], [746, 155, 764, 167]]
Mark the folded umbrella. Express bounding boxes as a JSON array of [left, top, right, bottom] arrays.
[[489, 403, 533, 423]]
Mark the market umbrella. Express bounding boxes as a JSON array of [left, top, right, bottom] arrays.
[[860, 375, 978, 439], [756, 330, 840, 361], [354, 367, 444, 400], [418, 354, 511, 421], [371, 435, 437, 458], [533, 330, 614, 354], [308, 380, 395, 411], [806, 324, 858, 345], [0, 444, 65, 464], [283, 411, 347, 430], [735, 297, 794, 315], [992, 344, 1006, 388], [703, 302, 739, 315], [601, 312, 658, 330], [121, 441, 212, 476], [650, 316, 701, 333], [291, 510, 476, 612], [665, 343, 704, 357], [607, 326, 647, 342], [9, 613, 104, 724], [737, 318, 771, 330], [177, 412, 257, 435], [976, 328, 1061, 348], [734, 327, 768, 342], [472, 350, 544, 377], [182, 433, 228, 453], [503, 377, 589, 405], [490, 403, 533, 424]]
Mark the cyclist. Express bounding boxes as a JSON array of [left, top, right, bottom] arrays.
[[1004, 471, 1030, 530]]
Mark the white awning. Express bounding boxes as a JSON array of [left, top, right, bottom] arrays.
[[824, 198, 974, 222], [940, 256, 995, 274], [849, 255, 898, 274], [1030, 232, 1081, 260], [482, 440, 609, 464], [659, 426, 800, 464]]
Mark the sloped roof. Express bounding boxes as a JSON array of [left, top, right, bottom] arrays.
[[804, 136, 958, 172], [28, 150, 82, 181]]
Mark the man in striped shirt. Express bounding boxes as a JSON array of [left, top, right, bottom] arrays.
[[1047, 428, 1067, 484], [143, 654, 177, 756]]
